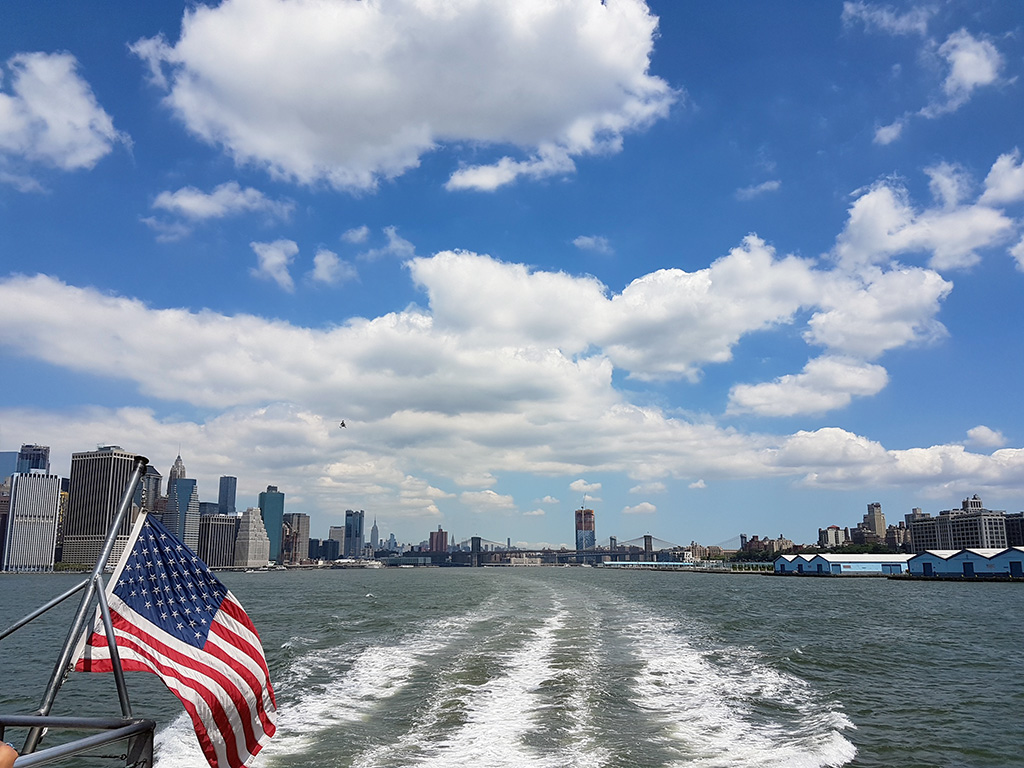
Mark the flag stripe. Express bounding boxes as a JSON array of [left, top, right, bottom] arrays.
[[83, 604, 273, 768], [205, 624, 278, 734], [215, 600, 278, 705], [83, 645, 239, 768], [83, 624, 254, 768]]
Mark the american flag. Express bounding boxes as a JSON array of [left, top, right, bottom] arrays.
[[75, 515, 277, 768]]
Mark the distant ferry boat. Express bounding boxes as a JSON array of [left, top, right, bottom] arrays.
[[330, 559, 384, 569]]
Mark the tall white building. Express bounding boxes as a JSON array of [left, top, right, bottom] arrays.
[[3, 473, 62, 572], [234, 507, 271, 568]]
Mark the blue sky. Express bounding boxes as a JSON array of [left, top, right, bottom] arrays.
[[1, 0, 1022, 549]]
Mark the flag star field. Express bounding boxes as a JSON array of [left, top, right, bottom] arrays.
[[117, 520, 225, 646], [1, 0, 1023, 547]]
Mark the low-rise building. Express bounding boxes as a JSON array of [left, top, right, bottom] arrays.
[[817, 525, 849, 548], [908, 547, 1024, 578], [775, 553, 912, 575]]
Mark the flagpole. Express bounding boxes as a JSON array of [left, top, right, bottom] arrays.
[[22, 455, 149, 755], [95, 575, 132, 718]]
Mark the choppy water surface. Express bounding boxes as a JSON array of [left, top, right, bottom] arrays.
[[2, 568, 1022, 767]]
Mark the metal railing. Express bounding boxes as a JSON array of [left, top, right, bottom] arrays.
[[0, 716, 154, 767], [1, 456, 153, 766]]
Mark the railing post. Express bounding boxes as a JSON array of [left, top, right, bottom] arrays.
[[22, 456, 148, 755]]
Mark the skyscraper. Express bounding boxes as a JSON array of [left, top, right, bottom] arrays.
[[575, 507, 596, 551], [0, 452, 17, 483], [2, 472, 61, 572], [16, 444, 50, 474], [429, 525, 448, 552], [198, 514, 238, 568], [0, 478, 11, 563], [140, 464, 163, 512], [317, 537, 340, 561], [258, 485, 285, 563], [165, 478, 201, 552], [344, 509, 364, 558], [167, 453, 187, 489], [218, 476, 237, 516], [852, 502, 887, 545], [328, 525, 346, 548], [370, 517, 379, 550], [234, 507, 271, 568], [62, 446, 142, 567], [282, 512, 310, 565], [864, 502, 886, 537]]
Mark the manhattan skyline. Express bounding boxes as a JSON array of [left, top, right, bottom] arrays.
[[1, 1, 1023, 549]]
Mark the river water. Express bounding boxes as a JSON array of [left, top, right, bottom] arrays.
[[2, 567, 1022, 767]]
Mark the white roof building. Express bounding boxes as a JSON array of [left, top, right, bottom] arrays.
[[775, 553, 913, 575]]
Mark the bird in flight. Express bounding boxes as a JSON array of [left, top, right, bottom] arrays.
[[339, 420, 346, 428]]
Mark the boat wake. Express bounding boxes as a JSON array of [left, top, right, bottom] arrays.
[[154, 575, 855, 767]]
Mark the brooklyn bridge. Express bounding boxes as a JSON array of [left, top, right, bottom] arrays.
[[421, 533, 745, 567]]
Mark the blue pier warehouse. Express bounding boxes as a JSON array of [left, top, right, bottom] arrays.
[[774, 553, 912, 576], [907, 547, 1024, 578]]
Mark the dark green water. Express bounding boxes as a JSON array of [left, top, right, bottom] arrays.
[[2, 568, 1022, 767]]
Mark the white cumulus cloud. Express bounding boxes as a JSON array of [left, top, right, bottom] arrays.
[[629, 481, 665, 494], [152, 181, 293, 220], [623, 502, 656, 515], [735, 180, 781, 200], [341, 225, 371, 244], [832, 168, 1015, 272], [873, 119, 904, 146], [967, 426, 1007, 449], [250, 239, 299, 291], [980, 149, 1024, 206], [841, 2, 932, 36], [310, 248, 357, 286], [921, 29, 1004, 118], [3, 267, 1024, 520], [573, 235, 613, 255], [570, 479, 602, 495], [132, 0, 675, 192], [0, 51, 127, 175], [461, 489, 517, 511], [804, 267, 952, 359], [855, 22, 1004, 144], [1011, 237, 1024, 272], [728, 356, 890, 417], [360, 226, 416, 261]]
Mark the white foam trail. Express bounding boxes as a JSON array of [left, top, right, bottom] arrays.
[[626, 618, 856, 767], [265, 611, 485, 758], [155, 580, 856, 768], [354, 601, 569, 768], [152, 711, 208, 768], [154, 608, 493, 767], [418, 608, 564, 767], [548, 622, 613, 768]]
